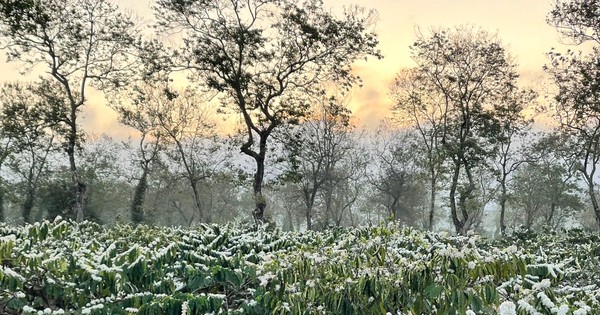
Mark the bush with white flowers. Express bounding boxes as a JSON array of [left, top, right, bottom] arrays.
[[0, 219, 597, 314]]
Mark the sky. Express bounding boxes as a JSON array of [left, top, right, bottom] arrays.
[[0, 0, 568, 138]]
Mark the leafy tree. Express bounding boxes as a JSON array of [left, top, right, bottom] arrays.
[[370, 132, 427, 227], [278, 95, 356, 230], [392, 69, 446, 230], [0, 81, 60, 223], [409, 27, 518, 234], [548, 0, 600, 45], [0, 0, 142, 221], [508, 134, 583, 230], [547, 0, 600, 228], [154, 0, 381, 224], [113, 84, 167, 224], [488, 89, 536, 236]]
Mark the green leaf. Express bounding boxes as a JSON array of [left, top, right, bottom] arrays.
[[424, 284, 442, 300]]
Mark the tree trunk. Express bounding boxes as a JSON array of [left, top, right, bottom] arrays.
[[190, 179, 206, 223], [0, 186, 4, 222], [22, 187, 35, 224], [449, 162, 464, 234], [303, 188, 317, 230], [67, 109, 85, 222], [428, 174, 436, 231], [587, 180, 600, 229], [252, 152, 266, 225], [131, 167, 148, 224], [499, 179, 507, 236], [306, 208, 312, 231]]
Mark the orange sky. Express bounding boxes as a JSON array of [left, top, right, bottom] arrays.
[[0, 0, 568, 138]]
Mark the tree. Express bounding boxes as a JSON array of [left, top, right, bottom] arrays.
[[117, 83, 226, 224], [370, 132, 427, 227], [409, 27, 518, 234], [278, 96, 356, 230], [508, 134, 583, 230], [154, 0, 381, 223], [488, 89, 536, 236], [548, 0, 600, 45], [0, 0, 141, 221], [113, 83, 167, 224], [391, 69, 446, 230], [0, 81, 60, 223], [547, 0, 600, 228]]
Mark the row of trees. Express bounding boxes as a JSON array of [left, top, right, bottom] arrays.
[[0, 0, 599, 235]]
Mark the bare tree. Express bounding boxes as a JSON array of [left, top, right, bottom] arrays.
[[113, 84, 166, 224], [489, 89, 536, 235], [149, 85, 225, 223]]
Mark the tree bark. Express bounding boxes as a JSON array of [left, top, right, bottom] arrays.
[[252, 146, 267, 224], [587, 179, 600, 229], [67, 107, 85, 222], [131, 167, 148, 224], [428, 174, 436, 231], [0, 187, 4, 222], [449, 161, 464, 234], [22, 187, 35, 224], [190, 179, 206, 223], [499, 179, 508, 236]]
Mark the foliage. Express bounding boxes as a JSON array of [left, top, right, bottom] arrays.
[[153, 0, 381, 223], [546, 0, 600, 229], [405, 26, 520, 234], [0, 219, 597, 314]]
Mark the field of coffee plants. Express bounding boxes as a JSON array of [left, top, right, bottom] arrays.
[[0, 218, 598, 314]]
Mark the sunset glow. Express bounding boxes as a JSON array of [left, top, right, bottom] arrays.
[[0, 0, 566, 137]]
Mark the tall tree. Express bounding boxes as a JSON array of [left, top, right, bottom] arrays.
[[279, 96, 355, 230], [392, 68, 446, 231], [117, 83, 225, 223], [410, 27, 518, 234], [154, 0, 381, 223], [0, 121, 13, 222], [0, 81, 60, 223], [157, 87, 226, 224], [489, 89, 536, 236], [0, 0, 141, 221], [547, 0, 600, 228], [509, 134, 583, 230], [113, 84, 167, 224], [370, 132, 427, 226]]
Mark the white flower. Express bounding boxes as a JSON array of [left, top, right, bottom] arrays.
[[181, 301, 188, 315], [467, 261, 476, 269], [466, 310, 476, 315], [550, 305, 569, 315], [503, 245, 518, 254], [537, 292, 555, 309], [532, 279, 551, 291], [498, 301, 516, 315]]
